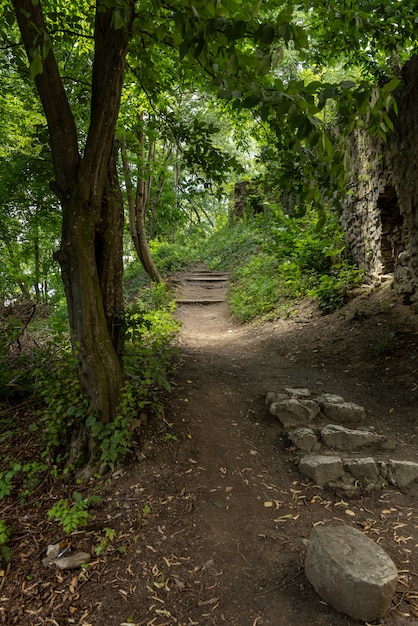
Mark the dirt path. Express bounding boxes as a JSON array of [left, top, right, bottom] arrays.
[[93, 264, 416, 626], [10, 264, 418, 626]]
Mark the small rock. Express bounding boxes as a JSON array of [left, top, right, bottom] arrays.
[[285, 387, 312, 398], [46, 542, 64, 560], [321, 424, 384, 451], [265, 391, 276, 407], [265, 391, 288, 407], [299, 454, 344, 487], [305, 524, 398, 621], [287, 427, 318, 452], [49, 552, 91, 570]]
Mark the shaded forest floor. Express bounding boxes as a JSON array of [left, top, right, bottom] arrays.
[[3, 265, 418, 625]]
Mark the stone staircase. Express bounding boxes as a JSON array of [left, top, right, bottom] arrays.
[[173, 266, 231, 305], [266, 387, 418, 493]]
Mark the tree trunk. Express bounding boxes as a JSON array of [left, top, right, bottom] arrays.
[[120, 133, 162, 283], [13, 0, 134, 425]]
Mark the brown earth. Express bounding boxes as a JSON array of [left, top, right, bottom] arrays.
[[3, 265, 418, 626]]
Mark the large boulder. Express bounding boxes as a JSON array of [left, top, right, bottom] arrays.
[[305, 525, 398, 621]]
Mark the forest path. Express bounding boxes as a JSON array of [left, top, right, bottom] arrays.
[[93, 264, 418, 626]]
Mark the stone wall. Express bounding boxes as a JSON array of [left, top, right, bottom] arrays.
[[341, 55, 418, 303]]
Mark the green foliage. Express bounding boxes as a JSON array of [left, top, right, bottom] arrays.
[[0, 459, 49, 503], [35, 342, 90, 464], [0, 463, 21, 500], [0, 520, 11, 563], [47, 491, 102, 533], [200, 207, 363, 321], [94, 527, 116, 556]]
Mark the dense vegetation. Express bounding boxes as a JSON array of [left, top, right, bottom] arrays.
[[0, 0, 417, 541]]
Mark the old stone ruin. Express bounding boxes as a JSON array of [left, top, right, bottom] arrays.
[[266, 387, 418, 493], [340, 55, 418, 305]]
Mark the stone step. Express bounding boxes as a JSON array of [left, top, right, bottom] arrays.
[[175, 298, 226, 305]]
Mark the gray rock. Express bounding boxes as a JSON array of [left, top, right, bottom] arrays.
[[343, 457, 379, 482], [317, 393, 345, 405], [265, 391, 288, 407], [321, 424, 384, 451], [285, 387, 312, 398], [387, 459, 418, 487], [321, 401, 366, 424], [287, 427, 318, 452], [299, 455, 344, 487], [305, 525, 398, 621], [43, 551, 91, 570], [270, 398, 320, 428]]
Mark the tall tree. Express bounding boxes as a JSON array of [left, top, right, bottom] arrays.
[[11, 0, 134, 426]]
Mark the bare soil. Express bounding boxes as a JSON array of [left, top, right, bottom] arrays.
[[3, 265, 418, 626]]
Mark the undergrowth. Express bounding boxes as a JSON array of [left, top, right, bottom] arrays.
[[196, 205, 363, 321], [0, 281, 180, 526]]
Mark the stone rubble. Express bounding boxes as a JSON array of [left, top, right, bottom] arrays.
[[267, 387, 418, 491]]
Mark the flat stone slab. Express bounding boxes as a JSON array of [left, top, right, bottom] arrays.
[[318, 393, 345, 405], [299, 454, 344, 487], [321, 424, 385, 450], [284, 387, 312, 398], [321, 401, 366, 424], [305, 525, 398, 621]]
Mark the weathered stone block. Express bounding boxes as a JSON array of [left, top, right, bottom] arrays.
[[305, 525, 398, 621], [321, 424, 384, 450], [387, 459, 418, 487], [287, 427, 318, 452], [317, 393, 345, 405], [343, 457, 379, 482], [299, 455, 344, 487], [321, 401, 366, 424], [285, 387, 312, 398], [270, 398, 320, 428]]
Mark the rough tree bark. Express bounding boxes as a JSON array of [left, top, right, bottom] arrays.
[[13, 0, 134, 425]]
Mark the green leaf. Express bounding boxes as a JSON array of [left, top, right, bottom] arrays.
[[383, 77, 401, 93], [257, 54, 271, 75], [227, 52, 238, 75], [224, 20, 247, 41], [112, 9, 125, 30], [179, 40, 189, 60], [340, 80, 356, 90], [242, 94, 260, 108], [258, 23, 275, 45], [29, 53, 43, 80]]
